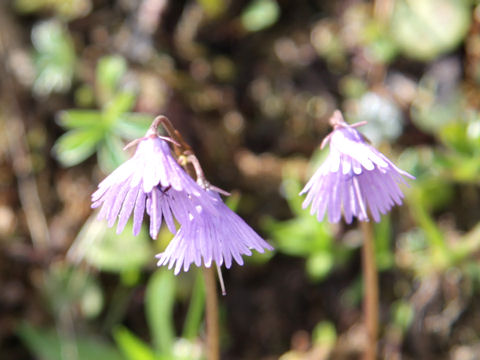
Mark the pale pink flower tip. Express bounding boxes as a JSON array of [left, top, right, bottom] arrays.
[[300, 110, 415, 224]]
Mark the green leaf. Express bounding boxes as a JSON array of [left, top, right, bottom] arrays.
[[54, 128, 102, 167], [103, 92, 137, 125], [439, 121, 476, 155], [113, 326, 156, 360], [114, 113, 154, 140], [145, 269, 176, 355], [42, 264, 104, 319], [306, 252, 334, 281], [57, 109, 103, 129], [97, 55, 128, 103], [265, 169, 353, 281], [280, 176, 306, 217], [374, 216, 394, 271], [70, 213, 153, 273], [408, 189, 450, 269], [265, 216, 332, 256], [182, 271, 205, 340], [97, 134, 128, 172], [18, 323, 125, 360], [241, 0, 280, 32]]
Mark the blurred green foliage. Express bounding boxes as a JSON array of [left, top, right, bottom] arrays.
[[70, 214, 153, 275], [15, 0, 91, 19], [264, 171, 352, 281], [390, 0, 471, 61], [32, 20, 75, 96], [54, 55, 153, 171], [6, 0, 480, 358], [18, 322, 125, 360], [241, 0, 280, 32], [19, 266, 207, 360]]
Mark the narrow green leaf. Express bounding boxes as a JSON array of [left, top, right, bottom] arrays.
[[73, 213, 152, 273], [182, 271, 205, 340], [113, 326, 156, 360], [97, 135, 128, 172], [54, 128, 102, 167], [281, 175, 306, 217], [266, 217, 331, 256], [114, 113, 154, 140], [145, 269, 176, 355], [57, 109, 103, 129], [374, 216, 394, 271], [408, 190, 449, 269], [42, 264, 104, 320], [18, 322, 125, 360], [97, 55, 128, 103], [103, 92, 136, 124]]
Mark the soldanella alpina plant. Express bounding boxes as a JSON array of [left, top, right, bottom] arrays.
[[91, 115, 273, 360], [91, 116, 273, 275], [300, 110, 415, 224], [300, 110, 414, 360]]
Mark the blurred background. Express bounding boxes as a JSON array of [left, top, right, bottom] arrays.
[[1, 0, 480, 359]]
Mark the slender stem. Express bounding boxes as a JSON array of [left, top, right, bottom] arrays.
[[202, 267, 220, 360], [154, 115, 193, 155], [360, 220, 379, 360], [153, 115, 221, 359]]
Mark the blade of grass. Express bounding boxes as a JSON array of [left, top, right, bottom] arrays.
[[145, 269, 176, 356], [182, 271, 205, 340]]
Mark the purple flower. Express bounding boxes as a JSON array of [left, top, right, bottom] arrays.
[[91, 133, 204, 237], [145, 185, 219, 240], [156, 190, 274, 274], [91, 117, 273, 276], [300, 110, 414, 224]]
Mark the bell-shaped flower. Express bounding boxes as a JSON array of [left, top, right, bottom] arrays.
[[300, 110, 414, 223], [156, 190, 274, 274], [91, 127, 205, 236]]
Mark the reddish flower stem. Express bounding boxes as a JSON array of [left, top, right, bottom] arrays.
[[203, 267, 220, 360], [154, 115, 221, 360], [360, 220, 379, 360]]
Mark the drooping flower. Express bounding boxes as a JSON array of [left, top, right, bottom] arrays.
[[156, 190, 274, 275], [300, 110, 414, 224], [91, 123, 207, 237], [92, 117, 273, 278]]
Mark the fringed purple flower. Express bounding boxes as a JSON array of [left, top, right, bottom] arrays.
[[145, 185, 219, 240], [156, 190, 274, 275], [300, 110, 414, 223], [91, 116, 273, 280], [91, 127, 204, 237]]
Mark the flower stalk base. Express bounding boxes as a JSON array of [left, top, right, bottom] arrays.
[[360, 220, 378, 360], [203, 266, 220, 360]]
